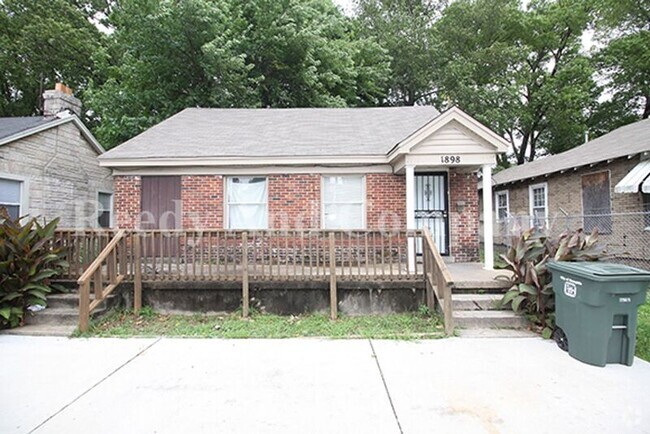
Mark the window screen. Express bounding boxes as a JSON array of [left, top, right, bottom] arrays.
[[227, 177, 268, 229], [98, 192, 113, 228], [323, 175, 364, 229], [0, 178, 22, 220]]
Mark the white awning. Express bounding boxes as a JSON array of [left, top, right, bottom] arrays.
[[615, 160, 650, 193]]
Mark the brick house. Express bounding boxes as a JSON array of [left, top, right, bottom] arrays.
[[99, 106, 508, 266], [0, 84, 113, 228], [484, 118, 650, 266]]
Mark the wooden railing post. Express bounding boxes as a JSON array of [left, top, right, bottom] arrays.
[[79, 280, 90, 332], [134, 233, 142, 314], [443, 283, 454, 335], [329, 232, 337, 320], [242, 232, 249, 317]]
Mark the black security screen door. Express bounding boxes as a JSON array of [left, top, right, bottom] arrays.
[[415, 173, 449, 255]]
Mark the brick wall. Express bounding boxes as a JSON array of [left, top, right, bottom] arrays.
[[181, 175, 223, 229], [114, 176, 141, 229], [494, 157, 644, 217], [367, 173, 406, 230], [114, 171, 481, 260], [268, 174, 320, 229], [449, 168, 479, 262]]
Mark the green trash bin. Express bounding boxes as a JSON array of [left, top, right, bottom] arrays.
[[547, 262, 650, 367]]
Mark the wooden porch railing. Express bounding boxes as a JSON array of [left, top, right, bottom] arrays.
[[76, 229, 128, 331], [422, 227, 454, 335], [56, 228, 456, 333]]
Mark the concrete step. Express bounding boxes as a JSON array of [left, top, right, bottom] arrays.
[[24, 306, 106, 326], [0, 324, 75, 337], [453, 310, 528, 329], [46, 293, 81, 309], [452, 294, 503, 311], [457, 328, 537, 338]]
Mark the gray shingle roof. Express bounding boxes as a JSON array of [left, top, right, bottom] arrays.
[[99, 106, 441, 160], [0, 116, 54, 142], [492, 118, 650, 185]]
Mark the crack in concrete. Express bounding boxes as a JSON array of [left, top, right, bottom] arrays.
[[369, 339, 403, 434], [29, 337, 162, 433]]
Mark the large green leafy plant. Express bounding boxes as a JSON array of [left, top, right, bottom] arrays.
[[498, 227, 607, 337], [0, 211, 68, 328]]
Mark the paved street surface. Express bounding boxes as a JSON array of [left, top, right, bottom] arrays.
[[2, 335, 649, 433]]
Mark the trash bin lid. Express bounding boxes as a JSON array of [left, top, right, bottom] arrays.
[[548, 261, 650, 281]]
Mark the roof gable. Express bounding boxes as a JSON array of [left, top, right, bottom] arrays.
[[0, 112, 104, 155], [388, 107, 509, 159]]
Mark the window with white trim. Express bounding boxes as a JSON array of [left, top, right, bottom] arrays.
[[226, 177, 268, 229], [495, 190, 509, 221], [0, 178, 23, 220], [98, 192, 113, 228], [529, 183, 548, 229], [322, 175, 365, 229]]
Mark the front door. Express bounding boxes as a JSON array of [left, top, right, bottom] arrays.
[[415, 173, 449, 255], [140, 176, 181, 257]]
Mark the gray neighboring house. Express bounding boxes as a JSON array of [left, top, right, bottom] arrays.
[[483, 118, 650, 267], [0, 84, 113, 228]]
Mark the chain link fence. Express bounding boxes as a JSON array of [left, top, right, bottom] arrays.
[[490, 211, 650, 271]]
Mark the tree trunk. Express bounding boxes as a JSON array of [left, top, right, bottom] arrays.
[[643, 95, 650, 119]]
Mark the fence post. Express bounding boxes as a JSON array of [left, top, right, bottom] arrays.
[[79, 280, 90, 332], [329, 232, 338, 320], [242, 231, 249, 318], [134, 233, 142, 314]]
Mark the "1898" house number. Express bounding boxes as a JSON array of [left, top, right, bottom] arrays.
[[440, 155, 461, 164]]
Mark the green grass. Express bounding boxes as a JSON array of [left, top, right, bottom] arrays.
[[636, 295, 650, 361], [76, 306, 444, 340]]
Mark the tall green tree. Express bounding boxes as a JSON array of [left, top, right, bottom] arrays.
[[433, 0, 597, 164], [0, 0, 104, 117], [590, 0, 650, 133], [89, 0, 391, 148], [355, 0, 446, 105]]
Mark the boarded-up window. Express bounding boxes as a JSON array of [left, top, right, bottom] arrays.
[[582, 171, 612, 233]]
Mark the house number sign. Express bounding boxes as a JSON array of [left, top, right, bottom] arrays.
[[440, 155, 461, 164]]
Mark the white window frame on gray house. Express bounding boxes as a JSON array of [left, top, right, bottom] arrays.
[[97, 191, 114, 228], [322, 175, 366, 230], [494, 190, 509, 221], [529, 182, 548, 229], [0, 174, 28, 220], [225, 176, 268, 229]]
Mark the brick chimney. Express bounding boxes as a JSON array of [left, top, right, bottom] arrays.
[[43, 83, 82, 117]]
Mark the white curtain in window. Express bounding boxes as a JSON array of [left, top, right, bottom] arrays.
[[323, 176, 364, 229], [227, 177, 268, 229]]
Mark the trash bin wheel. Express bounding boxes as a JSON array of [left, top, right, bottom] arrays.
[[552, 327, 569, 352]]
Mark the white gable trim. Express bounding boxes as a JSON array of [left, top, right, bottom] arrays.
[[387, 107, 509, 160], [0, 112, 105, 155]]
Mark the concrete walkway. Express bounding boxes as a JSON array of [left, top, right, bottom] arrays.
[[2, 336, 649, 434]]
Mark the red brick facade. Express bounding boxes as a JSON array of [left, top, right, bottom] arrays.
[[114, 175, 141, 228], [269, 174, 320, 229], [367, 173, 406, 230], [448, 168, 480, 262], [181, 175, 223, 229], [113, 171, 480, 261]]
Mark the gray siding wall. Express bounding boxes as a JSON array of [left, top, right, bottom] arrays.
[[0, 121, 113, 227]]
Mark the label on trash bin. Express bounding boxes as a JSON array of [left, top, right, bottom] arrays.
[[560, 276, 581, 298], [619, 297, 631, 303]]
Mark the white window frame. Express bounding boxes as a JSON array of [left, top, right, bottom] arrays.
[[494, 190, 509, 222], [529, 182, 548, 228], [225, 176, 269, 229], [97, 191, 114, 228], [321, 175, 366, 230], [0, 173, 29, 220]]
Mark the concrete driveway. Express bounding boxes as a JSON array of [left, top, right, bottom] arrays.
[[2, 336, 649, 434]]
